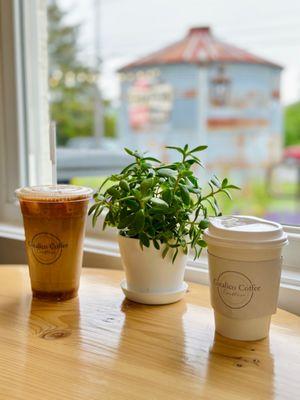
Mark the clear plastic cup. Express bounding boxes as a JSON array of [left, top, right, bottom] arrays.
[[16, 185, 93, 301], [204, 215, 288, 341]]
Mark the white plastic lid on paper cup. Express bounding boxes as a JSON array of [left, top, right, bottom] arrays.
[[16, 185, 93, 202], [204, 215, 288, 249], [204, 215, 288, 262]]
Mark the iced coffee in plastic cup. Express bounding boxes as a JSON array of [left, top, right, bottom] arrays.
[[16, 185, 93, 301], [204, 216, 288, 341]]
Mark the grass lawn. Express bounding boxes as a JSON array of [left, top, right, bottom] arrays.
[[72, 176, 112, 192]]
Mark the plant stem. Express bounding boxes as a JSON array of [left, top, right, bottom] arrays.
[[202, 187, 222, 201]]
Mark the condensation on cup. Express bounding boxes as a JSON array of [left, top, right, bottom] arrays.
[[204, 215, 288, 341], [16, 185, 93, 301]]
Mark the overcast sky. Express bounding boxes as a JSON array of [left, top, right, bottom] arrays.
[[57, 0, 300, 104]]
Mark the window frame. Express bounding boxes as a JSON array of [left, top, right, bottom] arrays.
[[0, 0, 51, 224], [0, 0, 27, 223], [0, 0, 299, 315]]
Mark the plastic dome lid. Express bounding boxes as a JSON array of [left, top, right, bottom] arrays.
[[15, 185, 93, 202], [204, 215, 288, 249]]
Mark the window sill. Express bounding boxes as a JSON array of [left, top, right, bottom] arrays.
[[0, 222, 299, 315]]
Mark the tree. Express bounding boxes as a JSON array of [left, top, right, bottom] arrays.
[[48, 1, 116, 146], [285, 102, 300, 147]]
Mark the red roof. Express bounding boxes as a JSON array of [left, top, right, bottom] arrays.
[[119, 27, 282, 71]]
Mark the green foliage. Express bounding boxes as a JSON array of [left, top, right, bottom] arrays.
[[104, 112, 117, 139], [285, 102, 300, 146], [47, 3, 117, 146], [89, 145, 239, 261], [48, 3, 95, 146], [50, 95, 94, 146]]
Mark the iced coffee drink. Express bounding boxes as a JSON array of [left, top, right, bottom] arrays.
[[16, 185, 93, 300]]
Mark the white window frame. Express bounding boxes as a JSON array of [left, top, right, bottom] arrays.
[[0, 0, 27, 223], [0, 0, 299, 315], [0, 0, 51, 224]]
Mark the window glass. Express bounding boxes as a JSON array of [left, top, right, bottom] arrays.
[[47, 0, 300, 226]]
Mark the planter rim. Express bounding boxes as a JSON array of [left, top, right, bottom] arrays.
[[118, 234, 190, 255], [118, 233, 139, 241]]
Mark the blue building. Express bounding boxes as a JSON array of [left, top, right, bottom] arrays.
[[118, 27, 282, 179]]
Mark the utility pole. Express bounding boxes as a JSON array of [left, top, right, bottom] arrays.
[[94, 0, 104, 146]]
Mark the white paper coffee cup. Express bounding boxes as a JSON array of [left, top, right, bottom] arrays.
[[204, 215, 288, 341]]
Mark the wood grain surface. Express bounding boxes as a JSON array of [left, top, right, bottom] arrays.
[[0, 265, 299, 400]]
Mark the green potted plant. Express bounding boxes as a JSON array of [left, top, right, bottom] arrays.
[[89, 144, 239, 304]]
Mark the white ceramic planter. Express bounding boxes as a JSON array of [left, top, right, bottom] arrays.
[[118, 235, 188, 305]]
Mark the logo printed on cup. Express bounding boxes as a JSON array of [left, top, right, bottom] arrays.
[[28, 232, 68, 265], [214, 271, 261, 309]]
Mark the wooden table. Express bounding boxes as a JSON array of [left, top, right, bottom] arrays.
[[0, 266, 299, 400]]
